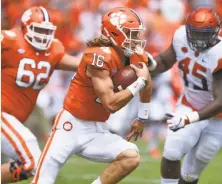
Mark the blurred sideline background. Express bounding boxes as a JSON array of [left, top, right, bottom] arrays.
[[1, 0, 222, 183]]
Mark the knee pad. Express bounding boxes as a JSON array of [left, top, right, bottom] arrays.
[[196, 137, 220, 163], [10, 160, 29, 182], [163, 133, 196, 161], [163, 139, 184, 161], [163, 148, 183, 161]]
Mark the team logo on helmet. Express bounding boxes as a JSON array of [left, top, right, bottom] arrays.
[[110, 12, 127, 26], [63, 121, 73, 131], [21, 9, 32, 25]]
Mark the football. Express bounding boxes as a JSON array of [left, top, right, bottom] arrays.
[[112, 63, 143, 92]]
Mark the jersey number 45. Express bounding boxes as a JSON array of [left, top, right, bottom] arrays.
[[179, 57, 208, 91]]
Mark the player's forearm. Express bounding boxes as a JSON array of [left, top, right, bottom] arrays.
[[103, 89, 133, 113], [152, 55, 174, 75], [139, 78, 152, 103], [197, 71, 222, 121], [178, 100, 222, 126], [103, 77, 147, 113], [186, 71, 222, 124], [197, 100, 222, 121], [146, 44, 177, 76], [136, 83, 152, 121]]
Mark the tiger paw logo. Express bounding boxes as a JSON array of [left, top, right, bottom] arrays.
[[21, 9, 32, 25], [63, 121, 73, 131], [101, 47, 111, 53], [110, 12, 127, 26]]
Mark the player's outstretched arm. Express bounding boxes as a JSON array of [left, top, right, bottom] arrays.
[[56, 53, 81, 71], [149, 44, 177, 75]]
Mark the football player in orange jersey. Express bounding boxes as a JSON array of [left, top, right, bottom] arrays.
[[31, 7, 152, 184], [146, 7, 222, 184], [1, 6, 80, 183]]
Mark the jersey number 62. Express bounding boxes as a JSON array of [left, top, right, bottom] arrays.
[[16, 58, 51, 90]]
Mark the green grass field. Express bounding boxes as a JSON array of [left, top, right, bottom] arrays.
[[20, 141, 222, 184]]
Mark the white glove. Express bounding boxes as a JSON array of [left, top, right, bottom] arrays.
[[166, 111, 199, 131], [166, 113, 189, 131]]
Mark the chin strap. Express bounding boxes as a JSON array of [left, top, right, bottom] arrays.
[[124, 48, 134, 57]]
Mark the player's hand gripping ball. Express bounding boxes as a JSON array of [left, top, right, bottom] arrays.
[[112, 63, 143, 92]]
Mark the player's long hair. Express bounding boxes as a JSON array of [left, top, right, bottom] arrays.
[[86, 36, 112, 47]]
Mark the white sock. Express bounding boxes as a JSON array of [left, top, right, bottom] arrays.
[[91, 177, 102, 184], [161, 177, 179, 184]]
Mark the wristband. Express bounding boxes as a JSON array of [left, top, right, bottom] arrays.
[[136, 117, 147, 124], [138, 102, 149, 119], [186, 111, 200, 123], [127, 77, 146, 96]]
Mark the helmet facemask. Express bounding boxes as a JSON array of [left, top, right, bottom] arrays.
[[120, 26, 146, 56], [25, 22, 56, 50], [186, 25, 220, 52], [103, 25, 146, 57]]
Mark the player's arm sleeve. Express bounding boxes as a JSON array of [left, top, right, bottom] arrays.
[[172, 26, 185, 51]]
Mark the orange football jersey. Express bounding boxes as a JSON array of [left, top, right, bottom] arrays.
[[1, 28, 65, 123], [64, 47, 144, 122]]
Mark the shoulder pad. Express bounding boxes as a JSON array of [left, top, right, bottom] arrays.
[[172, 25, 186, 48], [1, 29, 18, 49]]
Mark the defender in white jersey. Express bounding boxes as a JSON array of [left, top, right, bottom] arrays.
[[146, 7, 222, 184]]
